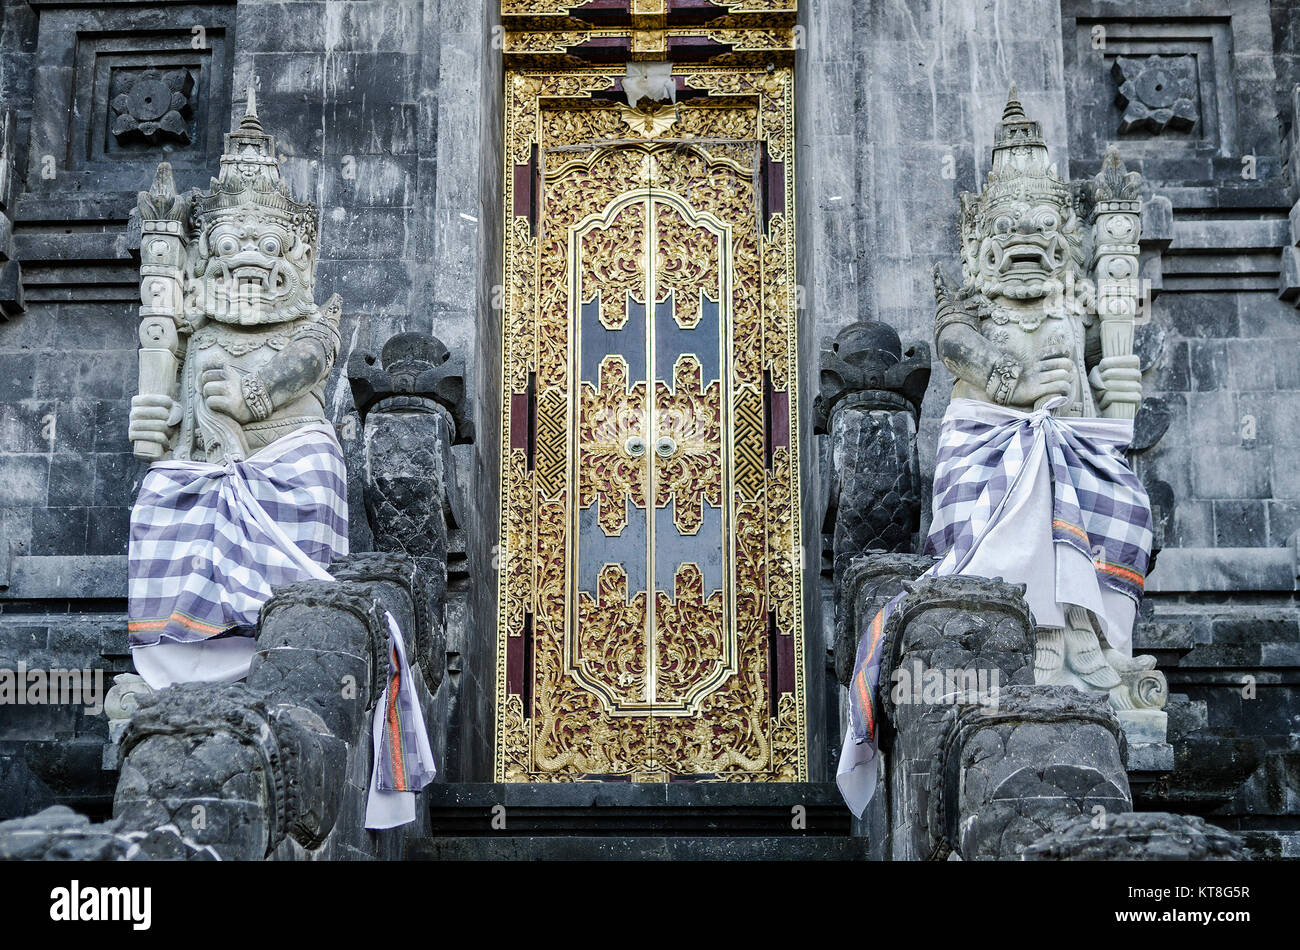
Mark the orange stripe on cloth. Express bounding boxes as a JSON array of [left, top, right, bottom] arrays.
[[128, 611, 227, 636], [854, 607, 889, 741], [1097, 560, 1146, 590], [385, 647, 406, 790], [1052, 519, 1089, 543]]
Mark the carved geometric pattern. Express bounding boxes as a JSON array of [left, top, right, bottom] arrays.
[[732, 384, 765, 502], [535, 387, 567, 498]]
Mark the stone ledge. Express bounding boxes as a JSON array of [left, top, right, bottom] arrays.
[[1146, 547, 1295, 593], [0, 556, 127, 599], [407, 836, 871, 861]]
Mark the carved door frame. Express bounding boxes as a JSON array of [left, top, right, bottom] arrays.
[[494, 63, 806, 783]]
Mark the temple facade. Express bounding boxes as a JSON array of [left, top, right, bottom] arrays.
[[0, 0, 1297, 860]]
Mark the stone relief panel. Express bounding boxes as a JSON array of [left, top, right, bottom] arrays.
[[1112, 54, 1199, 134], [25, 1, 236, 197], [1062, 1, 1279, 183]]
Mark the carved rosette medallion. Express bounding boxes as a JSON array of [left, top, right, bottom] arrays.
[[495, 58, 804, 783]]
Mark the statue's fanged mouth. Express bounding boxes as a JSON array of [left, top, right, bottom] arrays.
[[1001, 246, 1052, 275]]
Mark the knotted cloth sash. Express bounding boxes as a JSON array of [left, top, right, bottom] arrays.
[[127, 422, 436, 829], [836, 397, 1153, 817]]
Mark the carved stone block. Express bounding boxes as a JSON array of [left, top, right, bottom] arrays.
[[114, 682, 342, 860], [248, 581, 388, 740], [834, 552, 937, 687], [330, 552, 444, 695], [1021, 810, 1245, 860], [877, 575, 1039, 860], [26, 1, 237, 196], [1112, 54, 1198, 134], [936, 685, 1132, 861]]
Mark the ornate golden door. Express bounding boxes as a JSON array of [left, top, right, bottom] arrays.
[[495, 31, 804, 783]]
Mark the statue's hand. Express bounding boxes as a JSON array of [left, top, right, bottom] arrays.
[[129, 393, 182, 451], [201, 365, 255, 424], [1088, 354, 1142, 412], [1009, 348, 1074, 409]]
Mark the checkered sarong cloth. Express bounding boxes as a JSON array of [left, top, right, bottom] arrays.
[[128, 423, 350, 648], [925, 397, 1152, 602], [846, 397, 1152, 749], [373, 611, 438, 799]]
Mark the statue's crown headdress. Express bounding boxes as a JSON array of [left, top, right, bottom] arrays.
[[966, 85, 1072, 218], [194, 88, 317, 242]]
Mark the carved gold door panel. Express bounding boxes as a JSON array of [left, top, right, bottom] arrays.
[[496, 66, 805, 782]]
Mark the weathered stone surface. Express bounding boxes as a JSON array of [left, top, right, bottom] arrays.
[[818, 320, 930, 625], [0, 805, 211, 861], [937, 685, 1132, 861], [835, 552, 937, 687], [115, 681, 342, 860], [348, 330, 473, 442], [1022, 810, 1245, 861], [330, 552, 445, 694], [250, 581, 387, 739]]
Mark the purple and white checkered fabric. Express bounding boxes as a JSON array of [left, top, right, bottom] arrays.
[[924, 398, 1152, 603], [128, 423, 349, 648]]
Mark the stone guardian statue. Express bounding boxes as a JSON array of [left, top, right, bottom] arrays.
[[928, 86, 1161, 714], [125, 90, 349, 689]]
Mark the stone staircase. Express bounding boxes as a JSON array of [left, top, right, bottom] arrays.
[[408, 782, 868, 861]]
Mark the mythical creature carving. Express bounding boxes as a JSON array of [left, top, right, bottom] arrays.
[[129, 88, 341, 463], [931, 86, 1163, 717]]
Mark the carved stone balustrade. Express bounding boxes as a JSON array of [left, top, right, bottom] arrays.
[[0, 553, 443, 861], [859, 572, 1237, 861]]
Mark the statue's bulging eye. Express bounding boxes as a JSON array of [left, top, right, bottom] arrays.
[[994, 215, 1013, 233], [1038, 213, 1058, 230], [259, 236, 282, 257], [215, 235, 239, 256]]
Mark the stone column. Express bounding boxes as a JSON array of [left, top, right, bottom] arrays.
[[817, 320, 930, 603], [348, 331, 468, 684], [870, 575, 1039, 859]]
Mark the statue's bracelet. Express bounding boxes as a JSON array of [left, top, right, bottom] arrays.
[[986, 359, 1021, 406], [242, 373, 274, 422]]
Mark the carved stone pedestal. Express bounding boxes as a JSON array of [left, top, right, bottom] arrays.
[[857, 573, 1236, 861], [816, 321, 930, 600]]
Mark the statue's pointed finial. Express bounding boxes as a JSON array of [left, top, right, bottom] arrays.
[[150, 161, 176, 199], [240, 85, 263, 133], [1002, 83, 1026, 122]]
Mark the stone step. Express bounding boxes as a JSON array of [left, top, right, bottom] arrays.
[[407, 834, 869, 861], [421, 781, 854, 838]]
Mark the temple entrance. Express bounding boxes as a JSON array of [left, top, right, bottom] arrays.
[[494, 55, 805, 782]]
